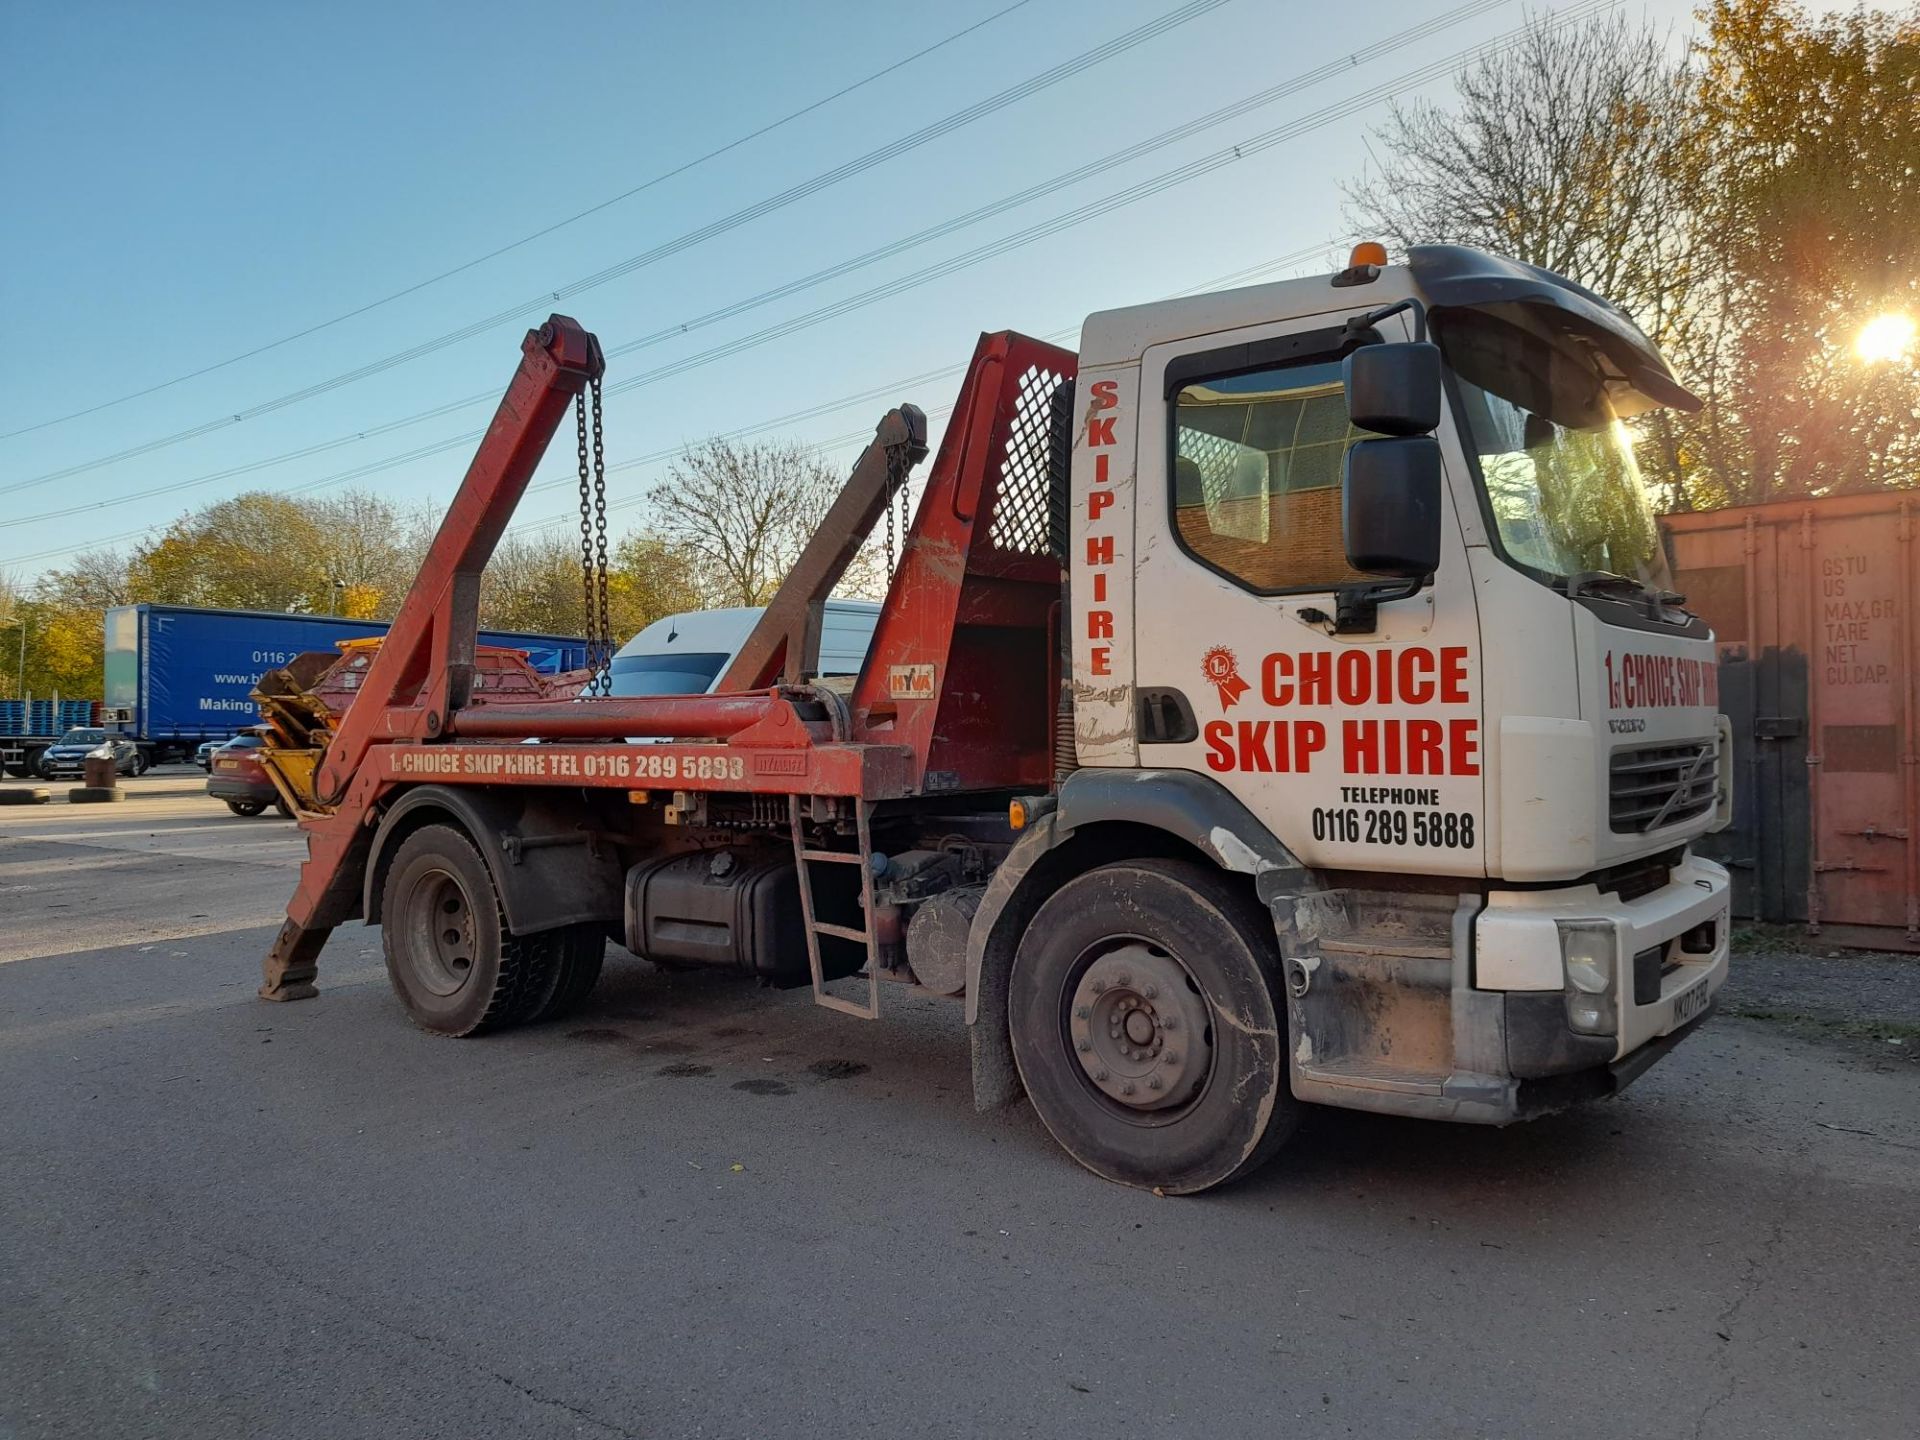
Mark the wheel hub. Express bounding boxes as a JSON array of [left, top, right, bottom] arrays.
[[1067, 944, 1209, 1111], [411, 870, 476, 997]]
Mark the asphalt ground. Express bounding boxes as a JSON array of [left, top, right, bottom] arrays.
[[2, 772, 1916, 1439]]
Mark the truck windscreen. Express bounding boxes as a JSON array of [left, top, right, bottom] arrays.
[[1437, 308, 1673, 595]]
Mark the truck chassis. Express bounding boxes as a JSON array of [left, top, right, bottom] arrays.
[[256, 311, 1719, 1193]]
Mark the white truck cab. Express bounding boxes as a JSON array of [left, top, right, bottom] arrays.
[[1064, 244, 1731, 1121]]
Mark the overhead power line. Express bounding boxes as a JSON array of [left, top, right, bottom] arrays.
[[0, 247, 1331, 570], [0, 0, 1518, 525], [0, 0, 1040, 443], [2, 0, 1615, 570], [508, 243, 1337, 526], [0, 0, 1240, 487]]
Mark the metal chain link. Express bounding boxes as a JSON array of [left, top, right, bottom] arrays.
[[885, 475, 896, 576], [882, 444, 913, 578], [575, 389, 595, 685], [590, 378, 611, 694], [574, 384, 615, 695]]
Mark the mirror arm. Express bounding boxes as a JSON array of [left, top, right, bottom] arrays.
[[1300, 576, 1428, 636], [1341, 296, 1428, 345]]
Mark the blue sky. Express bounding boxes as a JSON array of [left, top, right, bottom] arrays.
[[0, 0, 1736, 581]]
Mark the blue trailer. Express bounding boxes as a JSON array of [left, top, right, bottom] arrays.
[[102, 604, 588, 765]]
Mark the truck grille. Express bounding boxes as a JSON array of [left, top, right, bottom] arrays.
[[1609, 740, 1717, 833]]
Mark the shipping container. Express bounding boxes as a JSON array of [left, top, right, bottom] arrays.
[[1665, 494, 1920, 950], [102, 604, 588, 763]]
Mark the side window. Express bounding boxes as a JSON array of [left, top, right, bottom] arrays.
[[1171, 357, 1369, 593]]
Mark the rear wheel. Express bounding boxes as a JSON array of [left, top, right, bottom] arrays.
[[523, 923, 606, 1024], [225, 799, 266, 817], [274, 797, 294, 819], [380, 823, 548, 1037], [1009, 858, 1297, 1194]]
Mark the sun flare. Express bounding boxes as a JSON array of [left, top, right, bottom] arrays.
[[1855, 312, 1918, 365]]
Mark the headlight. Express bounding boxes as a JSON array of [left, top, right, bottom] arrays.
[[1557, 919, 1619, 1036]]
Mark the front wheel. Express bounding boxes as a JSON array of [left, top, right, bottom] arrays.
[[226, 799, 266, 817], [1009, 858, 1297, 1194]]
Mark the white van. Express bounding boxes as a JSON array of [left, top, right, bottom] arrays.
[[608, 601, 882, 696]]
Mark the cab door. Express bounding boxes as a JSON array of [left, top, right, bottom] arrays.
[[1128, 306, 1486, 876]]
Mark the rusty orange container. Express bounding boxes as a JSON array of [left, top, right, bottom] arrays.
[[1664, 494, 1920, 949]]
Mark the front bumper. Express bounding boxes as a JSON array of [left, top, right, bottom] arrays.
[[1287, 855, 1730, 1125], [1477, 852, 1731, 1066]]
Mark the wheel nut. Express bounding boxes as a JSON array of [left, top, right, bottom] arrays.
[[1120, 1082, 1135, 1096], [1077, 1040, 1091, 1053], [1091, 979, 1106, 994], [1075, 1005, 1090, 1020], [1095, 1068, 1109, 1082], [1164, 1051, 1179, 1064], [1144, 984, 1158, 999], [1147, 1076, 1162, 1091], [1162, 1016, 1177, 1031], [1117, 972, 1132, 986]]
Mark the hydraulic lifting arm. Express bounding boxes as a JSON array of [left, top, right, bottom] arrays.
[[259, 316, 604, 1000]]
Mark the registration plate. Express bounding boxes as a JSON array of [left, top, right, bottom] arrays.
[[216, 758, 241, 771], [1671, 980, 1711, 1027]]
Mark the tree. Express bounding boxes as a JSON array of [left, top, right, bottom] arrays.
[[310, 489, 428, 617], [128, 492, 337, 612], [1347, 3, 1920, 508], [608, 532, 704, 640], [1346, 10, 1708, 503], [0, 569, 22, 698], [649, 437, 881, 606], [1687, 0, 1920, 502], [3, 550, 135, 699], [479, 530, 593, 637]]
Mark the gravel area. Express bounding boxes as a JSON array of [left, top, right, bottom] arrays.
[[1723, 924, 1920, 1068]]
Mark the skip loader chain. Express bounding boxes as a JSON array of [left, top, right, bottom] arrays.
[[255, 247, 1733, 1192]]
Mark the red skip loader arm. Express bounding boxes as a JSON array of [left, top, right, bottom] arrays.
[[259, 321, 1078, 1004], [259, 316, 604, 1001]]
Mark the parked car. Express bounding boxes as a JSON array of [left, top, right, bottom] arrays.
[[194, 737, 229, 770], [36, 727, 145, 778], [205, 732, 291, 817]]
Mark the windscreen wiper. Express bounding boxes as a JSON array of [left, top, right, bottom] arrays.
[[1555, 569, 1688, 613]]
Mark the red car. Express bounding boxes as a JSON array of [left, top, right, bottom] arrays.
[[205, 733, 292, 818]]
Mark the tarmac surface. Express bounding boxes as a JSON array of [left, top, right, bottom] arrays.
[[2, 771, 1916, 1438]]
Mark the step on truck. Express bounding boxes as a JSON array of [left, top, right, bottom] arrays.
[[257, 243, 1732, 1193]]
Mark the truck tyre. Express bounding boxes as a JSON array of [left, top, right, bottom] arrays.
[[226, 799, 267, 817], [380, 823, 549, 1037], [524, 924, 606, 1024], [1008, 858, 1298, 1194]]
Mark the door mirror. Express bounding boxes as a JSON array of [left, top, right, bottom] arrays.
[[1344, 341, 1442, 435], [1344, 437, 1442, 578]]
